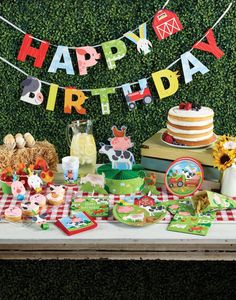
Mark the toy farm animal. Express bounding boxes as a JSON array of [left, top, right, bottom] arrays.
[[80, 174, 105, 188]]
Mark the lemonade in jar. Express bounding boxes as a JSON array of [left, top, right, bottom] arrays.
[[66, 120, 97, 176]]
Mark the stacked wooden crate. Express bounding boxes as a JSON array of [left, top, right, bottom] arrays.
[[141, 129, 220, 190]]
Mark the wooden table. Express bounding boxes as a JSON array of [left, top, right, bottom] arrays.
[[1, 165, 236, 260], [1, 221, 236, 260]]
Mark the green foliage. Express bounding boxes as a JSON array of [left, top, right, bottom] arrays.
[[0, 0, 235, 162]]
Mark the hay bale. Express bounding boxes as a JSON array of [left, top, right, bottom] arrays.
[[0, 140, 59, 171]]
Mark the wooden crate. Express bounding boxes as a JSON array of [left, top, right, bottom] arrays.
[[141, 129, 220, 190]]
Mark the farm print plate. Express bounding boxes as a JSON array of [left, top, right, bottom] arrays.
[[164, 157, 204, 197], [113, 201, 167, 227]]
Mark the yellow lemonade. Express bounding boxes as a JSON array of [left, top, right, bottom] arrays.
[[70, 133, 97, 176]]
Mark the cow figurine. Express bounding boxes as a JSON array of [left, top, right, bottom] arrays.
[[20, 76, 44, 105], [99, 143, 135, 170], [80, 174, 105, 188], [28, 171, 43, 193]]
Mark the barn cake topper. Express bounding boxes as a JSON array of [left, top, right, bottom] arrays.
[[99, 126, 135, 170]]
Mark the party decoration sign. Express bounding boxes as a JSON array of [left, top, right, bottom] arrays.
[[124, 23, 152, 55], [101, 39, 127, 70], [76, 46, 101, 75], [193, 28, 224, 59], [91, 87, 115, 115], [122, 78, 153, 110], [152, 70, 179, 99], [17, 33, 49, 68], [99, 126, 135, 170], [64, 88, 87, 114], [48, 46, 74, 75], [152, 9, 183, 41], [20, 76, 44, 105], [181, 51, 210, 84], [0, 3, 232, 115]]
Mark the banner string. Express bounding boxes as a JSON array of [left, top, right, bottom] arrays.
[[0, 0, 170, 49], [0, 2, 232, 92]]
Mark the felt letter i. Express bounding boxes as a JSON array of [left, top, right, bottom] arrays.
[[46, 84, 59, 111]]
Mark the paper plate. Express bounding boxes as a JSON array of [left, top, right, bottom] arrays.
[[161, 131, 217, 149], [113, 202, 166, 227], [164, 157, 204, 197]]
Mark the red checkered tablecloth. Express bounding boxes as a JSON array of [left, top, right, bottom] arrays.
[[0, 187, 236, 223]]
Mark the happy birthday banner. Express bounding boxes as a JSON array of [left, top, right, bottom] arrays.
[[0, 2, 232, 115]]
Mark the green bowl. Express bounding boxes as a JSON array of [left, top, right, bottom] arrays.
[[1, 181, 12, 194]]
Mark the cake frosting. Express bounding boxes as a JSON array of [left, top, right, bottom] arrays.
[[165, 103, 215, 146]]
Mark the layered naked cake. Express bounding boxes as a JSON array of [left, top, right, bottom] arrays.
[[166, 103, 215, 146]]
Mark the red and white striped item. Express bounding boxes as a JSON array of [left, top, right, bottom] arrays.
[[0, 187, 236, 223]]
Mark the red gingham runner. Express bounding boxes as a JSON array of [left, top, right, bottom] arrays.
[[1, 187, 236, 223]]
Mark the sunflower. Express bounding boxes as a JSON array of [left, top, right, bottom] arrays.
[[214, 135, 236, 152], [213, 149, 235, 171]]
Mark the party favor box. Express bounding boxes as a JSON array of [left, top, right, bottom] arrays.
[[140, 129, 220, 183], [192, 191, 236, 213]]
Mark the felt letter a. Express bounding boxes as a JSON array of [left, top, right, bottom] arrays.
[[181, 52, 209, 84]]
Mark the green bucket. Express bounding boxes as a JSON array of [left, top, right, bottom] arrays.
[[1, 181, 12, 194]]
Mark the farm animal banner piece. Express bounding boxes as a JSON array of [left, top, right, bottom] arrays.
[[124, 23, 152, 55], [99, 126, 135, 170], [152, 9, 183, 40], [20, 76, 44, 105]]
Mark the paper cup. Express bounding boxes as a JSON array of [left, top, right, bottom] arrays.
[[62, 156, 79, 185]]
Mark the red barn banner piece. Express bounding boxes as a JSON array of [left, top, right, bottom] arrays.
[[193, 29, 224, 59], [152, 9, 183, 41]]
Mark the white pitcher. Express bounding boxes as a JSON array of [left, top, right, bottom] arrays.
[[221, 164, 236, 197]]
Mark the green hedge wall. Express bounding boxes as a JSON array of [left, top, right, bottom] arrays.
[[0, 0, 235, 162]]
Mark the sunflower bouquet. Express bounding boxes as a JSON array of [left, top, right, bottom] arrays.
[[213, 135, 236, 172]]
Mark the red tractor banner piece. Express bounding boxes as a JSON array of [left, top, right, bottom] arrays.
[[152, 9, 183, 41], [122, 79, 153, 111]]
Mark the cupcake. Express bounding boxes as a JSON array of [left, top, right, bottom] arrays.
[[30, 194, 46, 209], [21, 200, 40, 217], [5, 206, 22, 222], [46, 185, 65, 206]]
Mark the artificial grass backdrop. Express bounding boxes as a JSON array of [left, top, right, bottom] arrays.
[[0, 0, 235, 161]]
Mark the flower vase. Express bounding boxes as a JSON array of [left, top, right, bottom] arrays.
[[221, 165, 236, 197]]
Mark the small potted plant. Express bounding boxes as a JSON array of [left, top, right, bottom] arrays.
[[0, 167, 14, 194], [213, 135, 236, 197]]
